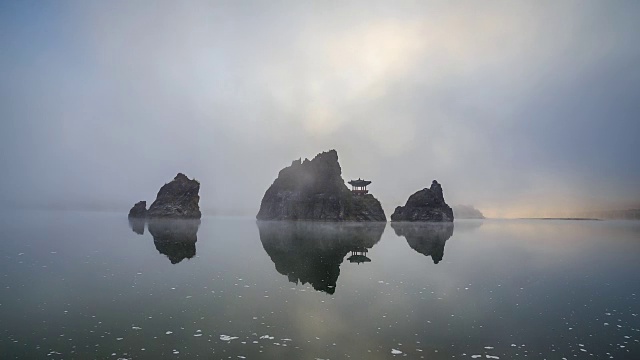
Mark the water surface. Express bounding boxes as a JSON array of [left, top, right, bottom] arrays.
[[1, 211, 639, 359]]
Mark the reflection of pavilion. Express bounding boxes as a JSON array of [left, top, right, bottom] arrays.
[[347, 248, 371, 264], [257, 221, 385, 294]]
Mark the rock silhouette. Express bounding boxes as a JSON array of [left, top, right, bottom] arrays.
[[391, 222, 454, 264], [128, 173, 201, 219], [452, 204, 485, 219], [147, 173, 202, 218], [257, 221, 385, 294], [128, 201, 147, 218], [257, 150, 386, 221], [391, 180, 454, 222]]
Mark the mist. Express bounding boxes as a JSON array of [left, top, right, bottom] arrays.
[[1, 1, 639, 218]]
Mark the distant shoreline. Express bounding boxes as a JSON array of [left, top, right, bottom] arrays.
[[518, 217, 602, 221]]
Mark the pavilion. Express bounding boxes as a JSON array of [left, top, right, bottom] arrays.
[[348, 178, 371, 195]]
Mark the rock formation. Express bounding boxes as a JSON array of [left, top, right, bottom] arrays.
[[132, 173, 202, 219], [390, 180, 454, 222], [257, 221, 385, 294], [391, 222, 454, 264], [128, 201, 147, 218], [256, 150, 386, 221], [452, 204, 485, 219]]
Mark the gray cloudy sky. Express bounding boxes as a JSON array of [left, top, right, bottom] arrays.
[[1, 1, 639, 218]]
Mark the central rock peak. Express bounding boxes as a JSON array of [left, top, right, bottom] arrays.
[[257, 150, 386, 221]]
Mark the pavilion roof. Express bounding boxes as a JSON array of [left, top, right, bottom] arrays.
[[348, 179, 371, 187]]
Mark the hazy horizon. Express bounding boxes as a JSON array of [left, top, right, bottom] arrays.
[[2, 1, 639, 218]]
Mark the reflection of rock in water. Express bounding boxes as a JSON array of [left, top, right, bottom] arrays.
[[128, 218, 146, 235], [391, 222, 454, 264], [257, 221, 385, 294], [147, 219, 201, 264]]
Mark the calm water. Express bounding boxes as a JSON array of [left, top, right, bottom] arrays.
[[1, 211, 639, 359]]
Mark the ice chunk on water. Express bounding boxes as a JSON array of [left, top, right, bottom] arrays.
[[220, 335, 239, 341], [391, 349, 402, 355], [165, 331, 173, 335]]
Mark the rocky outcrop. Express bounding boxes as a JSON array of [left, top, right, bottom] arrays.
[[128, 201, 147, 218], [144, 173, 201, 219], [257, 150, 386, 221], [257, 221, 385, 294], [391, 180, 454, 222], [391, 222, 454, 264], [452, 204, 485, 219]]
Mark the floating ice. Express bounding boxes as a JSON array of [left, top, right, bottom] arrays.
[[165, 331, 173, 335], [486, 356, 499, 359], [391, 349, 402, 355], [132, 327, 141, 330], [471, 356, 482, 359], [484, 346, 494, 349], [220, 335, 239, 341]]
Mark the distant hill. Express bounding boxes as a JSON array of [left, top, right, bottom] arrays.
[[452, 204, 485, 219], [578, 209, 640, 220]]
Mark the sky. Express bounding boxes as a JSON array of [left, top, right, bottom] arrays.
[[1, 1, 639, 218]]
